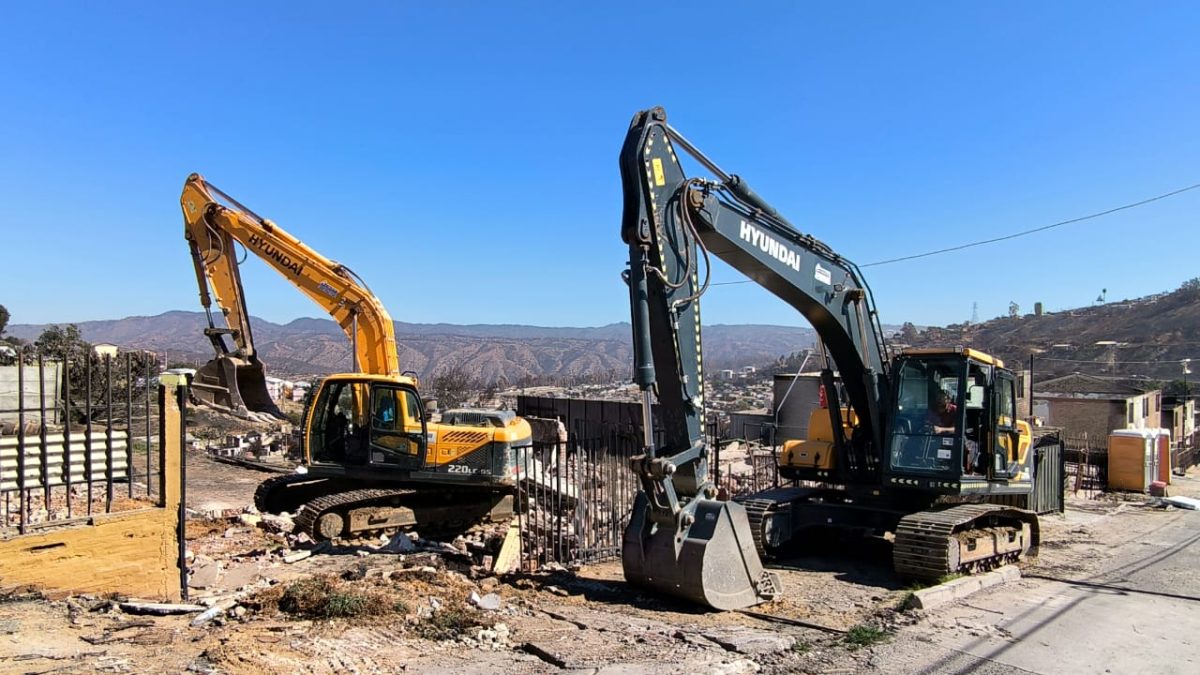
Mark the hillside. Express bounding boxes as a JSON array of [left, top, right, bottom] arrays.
[[7, 312, 816, 383], [908, 282, 1200, 383]]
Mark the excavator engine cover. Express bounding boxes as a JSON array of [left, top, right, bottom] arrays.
[[192, 355, 283, 419], [622, 493, 780, 610]]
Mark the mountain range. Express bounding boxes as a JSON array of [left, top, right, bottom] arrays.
[[7, 312, 817, 383]]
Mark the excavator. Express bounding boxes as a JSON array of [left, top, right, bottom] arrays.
[[619, 107, 1039, 610], [181, 174, 532, 540]]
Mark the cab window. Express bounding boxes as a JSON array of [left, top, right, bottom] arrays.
[[311, 380, 367, 464], [369, 386, 425, 462]]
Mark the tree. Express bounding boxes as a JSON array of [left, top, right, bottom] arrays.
[[33, 324, 159, 423], [427, 363, 480, 410], [1008, 302, 1020, 319], [0, 304, 8, 337], [35, 324, 90, 362]]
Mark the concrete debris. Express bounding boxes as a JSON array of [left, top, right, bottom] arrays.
[[191, 601, 237, 627], [378, 532, 417, 553], [910, 566, 1021, 610], [282, 550, 312, 564], [700, 626, 796, 655], [187, 560, 220, 589], [468, 591, 502, 611], [237, 513, 262, 528], [118, 601, 207, 616], [257, 513, 295, 534], [1163, 496, 1200, 510], [472, 622, 510, 649]]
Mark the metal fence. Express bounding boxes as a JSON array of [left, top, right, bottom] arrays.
[[1029, 435, 1066, 514], [0, 350, 162, 534], [511, 394, 726, 570], [713, 420, 781, 498], [1059, 431, 1107, 498], [513, 430, 639, 569]]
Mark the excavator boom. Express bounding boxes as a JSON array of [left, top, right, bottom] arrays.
[[180, 174, 400, 416]]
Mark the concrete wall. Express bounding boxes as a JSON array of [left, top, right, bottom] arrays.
[[0, 382, 183, 601], [1045, 398, 1126, 442], [1043, 393, 1160, 442], [0, 362, 63, 426]]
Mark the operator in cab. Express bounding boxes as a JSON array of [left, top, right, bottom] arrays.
[[926, 390, 958, 434]]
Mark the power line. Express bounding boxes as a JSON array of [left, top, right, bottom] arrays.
[[862, 180, 1200, 267], [1036, 357, 1198, 365], [704, 179, 1200, 285]]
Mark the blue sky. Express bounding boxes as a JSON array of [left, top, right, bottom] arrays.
[[2, 2, 1198, 329]]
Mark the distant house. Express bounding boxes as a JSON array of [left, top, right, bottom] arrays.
[[1161, 396, 1197, 467], [92, 343, 120, 359], [1033, 373, 1162, 442]]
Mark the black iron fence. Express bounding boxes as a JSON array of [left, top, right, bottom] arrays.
[[1059, 431, 1107, 498], [713, 420, 781, 498], [513, 431, 639, 569], [0, 349, 162, 534]]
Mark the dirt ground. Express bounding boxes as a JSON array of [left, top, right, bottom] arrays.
[[2, 455, 1197, 674]]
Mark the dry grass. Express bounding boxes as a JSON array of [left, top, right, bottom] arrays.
[[251, 575, 407, 621]]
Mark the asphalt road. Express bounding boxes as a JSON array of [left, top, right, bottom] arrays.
[[875, 506, 1200, 675]]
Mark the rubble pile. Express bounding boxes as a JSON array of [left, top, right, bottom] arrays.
[[1, 488, 154, 530], [716, 440, 779, 497]]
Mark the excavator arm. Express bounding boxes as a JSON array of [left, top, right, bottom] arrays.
[[180, 173, 400, 416], [620, 107, 892, 609]]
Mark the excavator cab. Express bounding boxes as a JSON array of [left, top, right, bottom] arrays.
[[885, 349, 1032, 490], [305, 375, 428, 472]]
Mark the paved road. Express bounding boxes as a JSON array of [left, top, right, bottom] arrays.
[[877, 507, 1200, 675]]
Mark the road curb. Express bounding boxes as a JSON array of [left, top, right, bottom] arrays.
[[911, 566, 1021, 610]]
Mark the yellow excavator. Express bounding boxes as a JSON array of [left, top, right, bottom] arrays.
[[181, 174, 531, 540]]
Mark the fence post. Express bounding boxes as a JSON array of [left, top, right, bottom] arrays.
[[157, 374, 187, 600]]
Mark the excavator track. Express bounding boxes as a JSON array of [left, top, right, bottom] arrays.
[[893, 503, 1039, 580], [293, 488, 415, 540], [254, 473, 335, 515], [741, 497, 778, 561], [292, 487, 515, 541]]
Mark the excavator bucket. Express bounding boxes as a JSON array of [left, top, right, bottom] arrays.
[[622, 493, 780, 610], [190, 355, 284, 419]]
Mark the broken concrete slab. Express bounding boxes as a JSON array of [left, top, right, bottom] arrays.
[[219, 564, 260, 590], [468, 591, 502, 611], [379, 532, 416, 553], [910, 566, 1021, 610], [282, 550, 311, 564], [700, 626, 796, 655], [187, 561, 220, 589]]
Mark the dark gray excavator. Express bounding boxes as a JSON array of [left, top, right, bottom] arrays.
[[620, 107, 1040, 610]]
